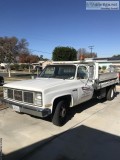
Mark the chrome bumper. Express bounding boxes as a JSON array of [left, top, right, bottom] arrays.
[[3, 99, 51, 118]]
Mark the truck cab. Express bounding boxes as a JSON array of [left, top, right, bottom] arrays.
[[3, 60, 119, 126]]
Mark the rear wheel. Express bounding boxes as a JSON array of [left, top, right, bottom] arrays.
[[106, 86, 115, 101], [52, 100, 67, 126], [16, 111, 23, 114]]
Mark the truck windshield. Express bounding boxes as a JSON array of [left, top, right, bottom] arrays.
[[40, 65, 76, 79]]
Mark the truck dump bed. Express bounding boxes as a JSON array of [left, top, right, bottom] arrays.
[[99, 72, 118, 82], [94, 72, 119, 89]]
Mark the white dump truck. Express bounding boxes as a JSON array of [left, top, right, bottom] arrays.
[[3, 60, 119, 126]]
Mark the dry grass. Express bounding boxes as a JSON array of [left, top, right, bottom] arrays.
[[4, 77, 29, 82], [0, 87, 6, 110]]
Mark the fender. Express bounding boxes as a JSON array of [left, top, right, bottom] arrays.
[[51, 93, 74, 109]]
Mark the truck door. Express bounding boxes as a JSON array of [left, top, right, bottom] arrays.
[[77, 65, 94, 103]]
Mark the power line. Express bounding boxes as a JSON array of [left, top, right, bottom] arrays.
[[88, 46, 94, 53], [29, 48, 51, 54]]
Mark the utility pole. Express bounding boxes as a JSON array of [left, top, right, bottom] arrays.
[[88, 46, 94, 54]]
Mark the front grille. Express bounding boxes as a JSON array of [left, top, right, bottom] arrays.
[[14, 90, 22, 101], [7, 88, 34, 104], [24, 92, 33, 104], [8, 89, 13, 99]]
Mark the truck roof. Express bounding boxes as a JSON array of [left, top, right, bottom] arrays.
[[52, 59, 120, 65]]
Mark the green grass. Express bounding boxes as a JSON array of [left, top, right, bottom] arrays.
[[5, 77, 26, 82], [4, 73, 35, 82]]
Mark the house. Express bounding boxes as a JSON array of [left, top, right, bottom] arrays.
[[32, 60, 53, 70], [42, 60, 53, 69], [0, 63, 8, 69]]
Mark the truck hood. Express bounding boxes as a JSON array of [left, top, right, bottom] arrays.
[[4, 78, 71, 92]]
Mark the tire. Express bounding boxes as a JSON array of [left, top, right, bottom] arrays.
[[106, 86, 115, 101], [16, 111, 23, 114], [52, 100, 67, 126]]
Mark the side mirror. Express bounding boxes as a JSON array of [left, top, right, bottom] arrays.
[[88, 77, 93, 82]]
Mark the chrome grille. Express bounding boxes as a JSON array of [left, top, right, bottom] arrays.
[[7, 88, 34, 104], [14, 90, 22, 101], [24, 92, 33, 104], [8, 89, 13, 99]]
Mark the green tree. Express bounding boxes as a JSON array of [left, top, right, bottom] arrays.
[[39, 55, 48, 61], [102, 66, 107, 70], [52, 46, 77, 61], [11, 64, 20, 71], [112, 54, 120, 60]]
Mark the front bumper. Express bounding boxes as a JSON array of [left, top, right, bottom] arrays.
[[3, 99, 51, 118]]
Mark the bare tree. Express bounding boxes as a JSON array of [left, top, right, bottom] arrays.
[[77, 48, 97, 60], [0, 37, 29, 77]]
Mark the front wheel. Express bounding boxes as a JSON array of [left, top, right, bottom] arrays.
[[52, 101, 67, 126], [106, 86, 115, 101]]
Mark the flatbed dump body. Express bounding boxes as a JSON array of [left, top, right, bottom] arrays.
[[3, 59, 119, 126]]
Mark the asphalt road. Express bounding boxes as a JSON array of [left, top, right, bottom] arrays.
[[0, 72, 32, 77], [0, 88, 120, 160], [0, 72, 22, 77]]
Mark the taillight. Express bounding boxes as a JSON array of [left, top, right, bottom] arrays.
[[117, 73, 120, 78]]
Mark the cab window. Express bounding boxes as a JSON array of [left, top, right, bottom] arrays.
[[77, 66, 88, 79]]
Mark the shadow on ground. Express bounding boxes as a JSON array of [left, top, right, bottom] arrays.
[[30, 98, 102, 124], [3, 125, 120, 160], [66, 91, 119, 123], [30, 91, 119, 125]]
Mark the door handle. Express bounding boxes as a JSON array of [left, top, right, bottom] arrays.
[[72, 89, 77, 92]]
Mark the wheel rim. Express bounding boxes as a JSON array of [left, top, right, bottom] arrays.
[[60, 106, 66, 118], [111, 89, 114, 98]]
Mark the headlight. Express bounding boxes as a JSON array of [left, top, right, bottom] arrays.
[[34, 92, 42, 106], [36, 93, 42, 100], [4, 88, 7, 98]]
